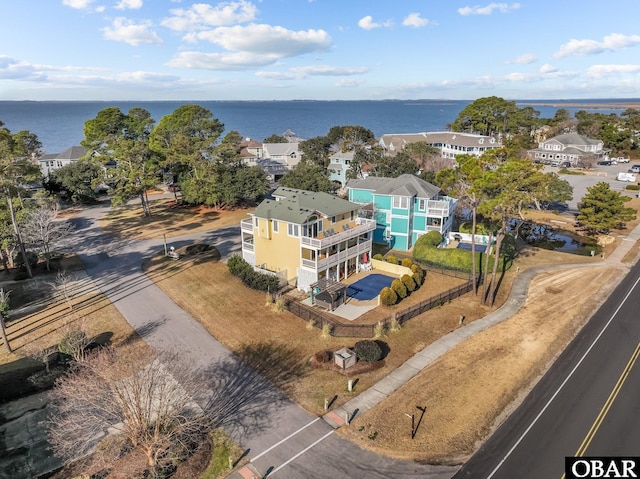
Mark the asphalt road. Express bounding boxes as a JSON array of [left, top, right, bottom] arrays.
[[454, 259, 640, 479], [71, 203, 456, 479]]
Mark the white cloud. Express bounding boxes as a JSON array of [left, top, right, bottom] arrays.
[[0, 56, 46, 81], [458, 3, 521, 16], [102, 18, 163, 46], [586, 64, 640, 78], [510, 53, 536, 64], [290, 65, 369, 76], [62, 0, 94, 8], [402, 13, 431, 28], [357, 15, 393, 30], [167, 51, 278, 70], [115, 0, 143, 10], [161, 1, 258, 31], [194, 24, 331, 57], [554, 33, 640, 58], [336, 79, 364, 88], [255, 65, 368, 81], [539, 63, 557, 73]]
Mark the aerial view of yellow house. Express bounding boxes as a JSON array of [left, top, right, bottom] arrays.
[[240, 187, 377, 292]]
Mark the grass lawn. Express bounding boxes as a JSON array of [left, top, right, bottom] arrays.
[[99, 197, 253, 240], [142, 241, 601, 422]]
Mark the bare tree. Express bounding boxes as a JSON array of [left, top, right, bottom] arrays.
[[57, 316, 92, 362], [48, 347, 213, 474], [56, 270, 73, 311], [0, 288, 11, 353], [22, 205, 74, 271]]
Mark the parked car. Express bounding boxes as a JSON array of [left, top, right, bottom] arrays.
[[617, 157, 630, 163], [551, 161, 560, 167], [560, 161, 572, 168], [598, 160, 612, 166], [629, 164, 640, 173]]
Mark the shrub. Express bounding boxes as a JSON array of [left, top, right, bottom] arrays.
[[388, 317, 401, 332], [374, 321, 385, 338], [401, 274, 416, 292], [626, 184, 640, 191], [372, 253, 384, 261], [386, 255, 398, 265], [227, 255, 280, 292], [411, 264, 424, 283], [391, 279, 407, 299], [314, 350, 332, 363], [418, 231, 443, 247], [379, 287, 398, 306], [321, 323, 332, 339], [354, 340, 383, 363], [271, 296, 287, 313], [401, 258, 414, 268], [412, 272, 422, 288], [58, 329, 90, 362]]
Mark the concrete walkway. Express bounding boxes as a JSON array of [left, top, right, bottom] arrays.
[[323, 226, 640, 428]]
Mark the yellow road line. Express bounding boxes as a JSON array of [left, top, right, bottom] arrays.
[[561, 341, 640, 479]]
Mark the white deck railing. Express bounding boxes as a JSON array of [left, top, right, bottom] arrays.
[[300, 217, 376, 249]]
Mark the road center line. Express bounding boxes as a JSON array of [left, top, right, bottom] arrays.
[[575, 341, 640, 457], [251, 417, 321, 462], [486, 272, 640, 479]]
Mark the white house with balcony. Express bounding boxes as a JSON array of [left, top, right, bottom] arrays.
[[526, 132, 605, 165], [240, 187, 377, 292], [378, 131, 501, 159]]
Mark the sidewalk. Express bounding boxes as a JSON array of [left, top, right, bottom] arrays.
[[322, 225, 640, 428]]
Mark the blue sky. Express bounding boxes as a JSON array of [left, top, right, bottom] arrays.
[[1, 0, 639, 101]]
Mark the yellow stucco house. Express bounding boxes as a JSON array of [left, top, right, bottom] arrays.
[[240, 187, 377, 292]]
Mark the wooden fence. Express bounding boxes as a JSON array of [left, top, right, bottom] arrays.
[[286, 274, 475, 338]]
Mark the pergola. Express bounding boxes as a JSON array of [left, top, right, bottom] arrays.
[[310, 277, 348, 311]]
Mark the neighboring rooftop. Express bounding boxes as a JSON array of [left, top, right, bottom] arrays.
[[346, 174, 442, 199]]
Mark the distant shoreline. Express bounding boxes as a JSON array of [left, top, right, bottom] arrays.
[[517, 101, 640, 110]]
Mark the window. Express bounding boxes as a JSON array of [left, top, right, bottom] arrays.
[[350, 210, 354, 221], [393, 196, 408, 209], [254, 217, 259, 227], [331, 216, 336, 224], [288, 223, 299, 237], [418, 199, 426, 211], [272, 220, 278, 233]]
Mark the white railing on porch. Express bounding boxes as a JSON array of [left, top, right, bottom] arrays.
[[300, 217, 376, 249], [300, 240, 371, 271], [240, 218, 253, 233], [242, 241, 254, 252]]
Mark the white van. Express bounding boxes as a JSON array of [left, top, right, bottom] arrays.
[[617, 172, 637, 182]]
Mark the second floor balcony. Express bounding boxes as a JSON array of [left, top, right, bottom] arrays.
[[300, 217, 376, 249]]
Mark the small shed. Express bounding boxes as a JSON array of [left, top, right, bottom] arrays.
[[310, 278, 347, 311], [334, 347, 357, 369]]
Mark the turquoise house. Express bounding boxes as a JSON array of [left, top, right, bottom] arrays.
[[346, 174, 457, 251]]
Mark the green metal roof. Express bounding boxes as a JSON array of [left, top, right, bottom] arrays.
[[251, 187, 357, 224]]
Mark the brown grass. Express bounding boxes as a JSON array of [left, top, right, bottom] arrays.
[[337, 265, 622, 462], [99, 198, 253, 240], [0, 273, 138, 369]]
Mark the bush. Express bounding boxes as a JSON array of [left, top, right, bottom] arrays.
[[355, 340, 383, 363], [625, 184, 640, 190], [386, 255, 398, 265], [313, 350, 332, 363], [401, 258, 414, 268], [227, 255, 280, 292], [401, 274, 416, 292], [410, 264, 424, 282], [390, 279, 407, 299], [417, 231, 443, 247], [379, 287, 398, 306], [412, 272, 422, 288], [372, 253, 384, 261]]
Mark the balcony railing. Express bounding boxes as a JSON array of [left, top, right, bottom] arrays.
[[240, 218, 253, 234], [300, 239, 372, 271], [242, 241, 254, 252], [300, 217, 376, 249]]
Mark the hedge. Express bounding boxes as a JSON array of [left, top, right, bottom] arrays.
[[227, 255, 280, 292], [401, 274, 416, 292], [354, 340, 383, 363], [380, 287, 398, 306], [391, 279, 407, 299]]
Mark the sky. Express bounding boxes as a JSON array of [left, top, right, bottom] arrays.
[[1, 0, 640, 101]]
